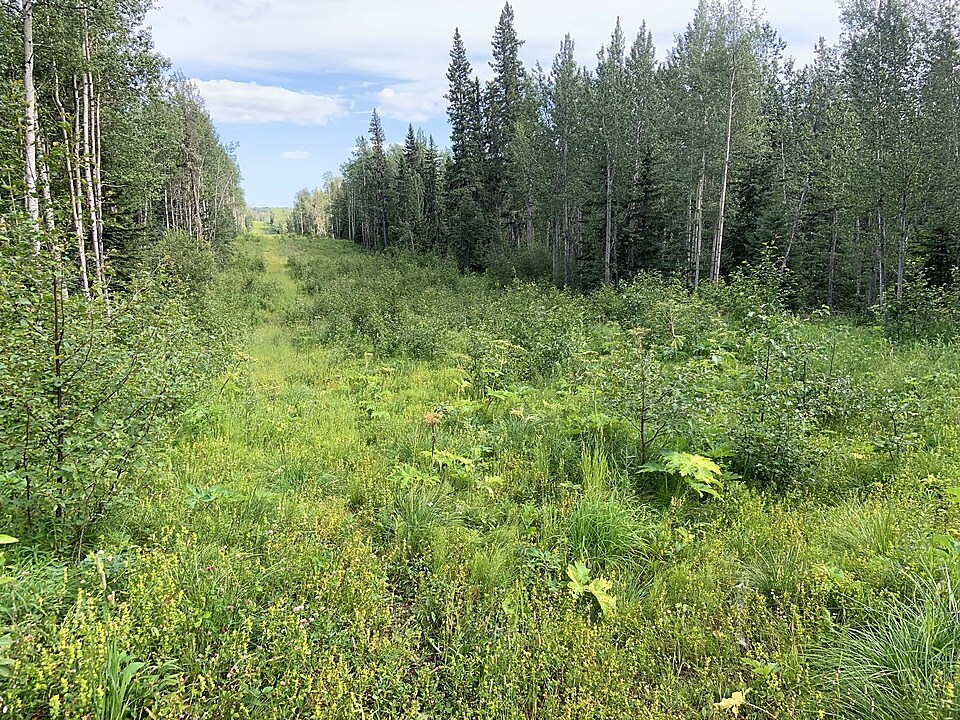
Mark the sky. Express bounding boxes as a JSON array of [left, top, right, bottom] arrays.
[[144, 0, 844, 208]]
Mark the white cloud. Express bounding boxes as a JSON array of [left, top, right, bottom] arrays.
[[192, 79, 348, 125], [376, 86, 446, 123], [280, 150, 312, 160], [151, 1, 842, 84]]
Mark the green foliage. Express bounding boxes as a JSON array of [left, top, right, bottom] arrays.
[[9, 231, 960, 719], [642, 450, 725, 499], [566, 560, 617, 618], [877, 265, 960, 344], [567, 496, 650, 570], [811, 572, 960, 719], [0, 231, 231, 552], [380, 479, 458, 555]]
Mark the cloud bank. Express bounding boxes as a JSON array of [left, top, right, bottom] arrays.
[[193, 80, 349, 126], [154, 0, 842, 83]]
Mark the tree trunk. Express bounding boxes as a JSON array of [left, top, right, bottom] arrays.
[[692, 152, 706, 290], [37, 136, 56, 233], [876, 204, 886, 308], [854, 217, 864, 308], [525, 176, 534, 247], [827, 207, 838, 311], [564, 198, 573, 287], [93, 92, 105, 254], [780, 175, 810, 271], [22, 0, 40, 246], [604, 161, 613, 284], [685, 182, 693, 280], [896, 189, 907, 299], [54, 77, 91, 299], [712, 64, 736, 285], [80, 65, 106, 297]]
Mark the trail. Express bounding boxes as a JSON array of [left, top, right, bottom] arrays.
[[189, 225, 361, 497]]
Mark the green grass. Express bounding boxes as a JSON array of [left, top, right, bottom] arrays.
[[5, 230, 960, 718], [811, 572, 960, 720]]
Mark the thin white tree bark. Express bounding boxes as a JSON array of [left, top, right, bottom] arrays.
[[82, 69, 105, 292], [711, 62, 736, 285], [692, 151, 706, 290], [37, 137, 55, 233], [22, 0, 40, 247], [55, 74, 92, 300], [780, 175, 810, 271]]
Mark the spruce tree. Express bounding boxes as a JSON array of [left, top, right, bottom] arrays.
[[485, 2, 527, 246], [369, 109, 389, 249], [444, 29, 486, 270]]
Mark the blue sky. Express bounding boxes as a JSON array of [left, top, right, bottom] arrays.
[[144, 0, 844, 208]]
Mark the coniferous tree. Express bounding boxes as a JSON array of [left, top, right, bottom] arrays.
[[445, 28, 487, 269], [369, 109, 389, 249], [321, 0, 960, 313], [486, 2, 528, 248]]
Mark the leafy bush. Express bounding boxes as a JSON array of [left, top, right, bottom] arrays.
[[877, 264, 960, 344], [0, 231, 228, 552]]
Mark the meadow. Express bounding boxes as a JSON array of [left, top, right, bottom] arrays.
[[4, 226, 960, 719]]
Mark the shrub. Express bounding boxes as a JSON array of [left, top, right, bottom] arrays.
[[877, 264, 960, 344], [0, 232, 226, 552]]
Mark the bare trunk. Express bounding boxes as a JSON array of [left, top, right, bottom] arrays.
[[827, 207, 838, 311], [193, 153, 204, 243], [876, 204, 886, 308], [379, 199, 388, 250], [692, 152, 706, 290], [93, 92, 105, 251], [22, 0, 40, 246], [896, 190, 907, 300], [780, 175, 810, 271], [525, 176, 534, 247], [563, 198, 573, 287], [604, 161, 613, 284], [54, 76, 91, 299], [685, 182, 693, 277], [348, 190, 356, 242], [81, 66, 106, 295], [854, 217, 864, 307], [37, 137, 55, 233], [551, 217, 559, 284], [562, 142, 572, 287], [163, 185, 171, 230], [712, 66, 736, 285]]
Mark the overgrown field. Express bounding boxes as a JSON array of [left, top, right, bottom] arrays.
[[5, 230, 960, 718]]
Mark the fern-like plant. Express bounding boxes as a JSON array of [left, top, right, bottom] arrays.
[[641, 450, 725, 499]]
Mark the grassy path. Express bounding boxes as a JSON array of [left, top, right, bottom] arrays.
[[107, 228, 464, 717]]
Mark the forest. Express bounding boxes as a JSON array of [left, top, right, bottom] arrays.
[[2, 0, 960, 718], [311, 0, 960, 321]]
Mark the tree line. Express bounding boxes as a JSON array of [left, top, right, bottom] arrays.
[[2, 0, 245, 295], [312, 0, 960, 314], [0, 0, 246, 548]]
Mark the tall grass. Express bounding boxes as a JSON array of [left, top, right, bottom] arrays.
[[812, 572, 960, 719]]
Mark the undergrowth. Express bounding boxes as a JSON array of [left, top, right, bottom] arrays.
[[4, 232, 960, 718]]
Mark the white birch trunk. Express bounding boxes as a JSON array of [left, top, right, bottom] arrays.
[[711, 64, 736, 285], [22, 0, 40, 246]]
